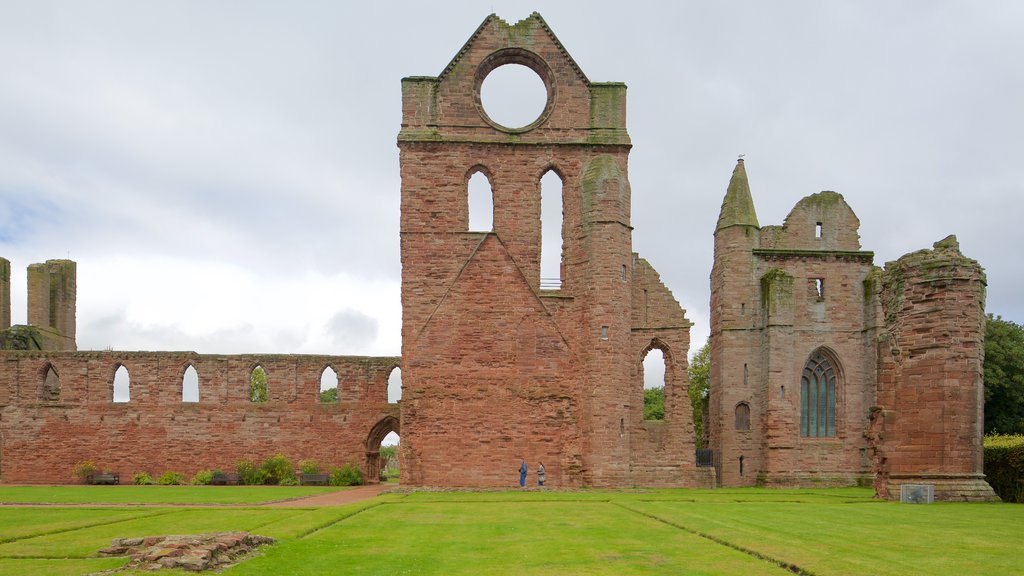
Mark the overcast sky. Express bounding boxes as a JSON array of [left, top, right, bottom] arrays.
[[2, 1, 1021, 368]]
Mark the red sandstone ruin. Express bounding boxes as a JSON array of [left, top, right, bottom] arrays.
[[0, 13, 996, 500]]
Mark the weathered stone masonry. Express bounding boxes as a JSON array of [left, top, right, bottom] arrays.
[[0, 14, 996, 498], [708, 160, 996, 500], [398, 13, 706, 488], [0, 351, 399, 483]]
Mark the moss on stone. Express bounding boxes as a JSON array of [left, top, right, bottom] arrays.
[[0, 325, 45, 350], [716, 160, 759, 232]]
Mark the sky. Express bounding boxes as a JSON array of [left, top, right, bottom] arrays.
[[2, 1, 1022, 387]]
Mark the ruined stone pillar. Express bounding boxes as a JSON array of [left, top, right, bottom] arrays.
[[26, 259, 77, 351], [876, 236, 997, 501], [0, 257, 10, 330]]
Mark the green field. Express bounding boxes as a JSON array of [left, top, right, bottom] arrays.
[[0, 487, 1019, 575], [0, 485, 348, 505]]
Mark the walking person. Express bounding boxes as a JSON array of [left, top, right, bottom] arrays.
[[519, 459, 527, 487], [537, 462, 546, 486]]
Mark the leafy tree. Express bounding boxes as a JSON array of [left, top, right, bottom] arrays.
[[250, 366, 267, 403], [643, 387, 664, 420], [985, 314, 1024, 434], [688, 342, 710, 447], [379, 444, 399, 480], [319, 387, 338, 403]]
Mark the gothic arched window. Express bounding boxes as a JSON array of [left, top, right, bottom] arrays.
[[801, 350, 837, 437]]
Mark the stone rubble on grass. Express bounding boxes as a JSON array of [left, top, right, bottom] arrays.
[[97, 531, 275, 572]]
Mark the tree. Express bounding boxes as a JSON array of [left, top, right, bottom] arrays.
[[379, 444, 399, 479], [319, 387, 338, 403], [250, 366, 267, 403], [688, 342, 710, 447], [985, 314, 1024, 434], [643, 387, 664, 420]]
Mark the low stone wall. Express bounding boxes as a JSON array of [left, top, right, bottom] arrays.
[[0, 351, 399, 484]]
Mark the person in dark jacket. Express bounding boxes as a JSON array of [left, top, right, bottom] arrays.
[[519, 459, 527, 487]]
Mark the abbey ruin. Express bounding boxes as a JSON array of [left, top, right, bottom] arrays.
[[0, 13, 996, 500]]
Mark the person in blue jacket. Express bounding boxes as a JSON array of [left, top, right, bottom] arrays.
[[519, 459, 527, 487]]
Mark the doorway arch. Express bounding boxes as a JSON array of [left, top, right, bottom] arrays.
[[365, 416, 400, 484]]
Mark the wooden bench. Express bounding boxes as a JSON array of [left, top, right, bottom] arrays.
[[299, 473, 330, 486], [210, 472, 239, 485], [90, 473, 119, 485]]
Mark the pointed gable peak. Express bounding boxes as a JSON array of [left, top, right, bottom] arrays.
[[715, 158, 760, 233], [438, 12, 589, 85]]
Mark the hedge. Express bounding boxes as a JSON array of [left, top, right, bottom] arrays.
[[984, 434, 1024, 503]]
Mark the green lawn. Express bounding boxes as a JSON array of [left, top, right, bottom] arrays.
[[0, 485, 348, 505], [0, 488, 1019, 576]]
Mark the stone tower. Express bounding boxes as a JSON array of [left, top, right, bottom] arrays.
[[26, 259, 77, 351], [871, 237, 997, 501], [398, 13, 705, 488], [711, 161, 880, 488], [709, 161, 996, 500], [0, 258, 76, 351], [708, 159, 763, 486], [0, 257, 9, 331]]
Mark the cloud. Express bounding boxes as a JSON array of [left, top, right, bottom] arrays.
[[0, 0, 1020, 360], [325, 309, 380, 353]]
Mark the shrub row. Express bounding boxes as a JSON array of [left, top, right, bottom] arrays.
[[984, 434, 1024, 503], [73, 454, 364, 487]]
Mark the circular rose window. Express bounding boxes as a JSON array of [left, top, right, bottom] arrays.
[[474, 49, 554, 133]]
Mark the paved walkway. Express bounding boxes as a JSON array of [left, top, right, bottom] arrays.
[[267, 483, 389, 507]]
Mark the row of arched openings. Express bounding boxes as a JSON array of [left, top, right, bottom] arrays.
[[38, 363, 402, 404], [468, 168, 565, 288]]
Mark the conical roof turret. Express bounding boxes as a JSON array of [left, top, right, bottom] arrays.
[[715, 159, 759, 233]]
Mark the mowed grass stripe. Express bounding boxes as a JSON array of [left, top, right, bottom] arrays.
[[0, 508, 171, 544], [615, 502, 813, 576], [0, 508, 305, 558], [227, 500, 796, 575], [0, 557, 128, 576], [0, 485, 347, 505], [627, 500, 1024, 576]]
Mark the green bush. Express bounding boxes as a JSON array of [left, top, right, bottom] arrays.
[[157, 471, 186, 486], [190, 470, 214, 485], [984, 434, 1024, 502], [72, 460, 98, 483], [299, 459, 321, 475], [236, 459, 266, 485], [131, 472, 153, 485], [280, 477, 300, 486], [330, 462, 364, 486], [260, 454, 297, 485]]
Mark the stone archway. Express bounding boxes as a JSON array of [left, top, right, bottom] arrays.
[[365, 416, 399, 484]]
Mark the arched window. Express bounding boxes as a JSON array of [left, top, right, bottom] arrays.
[[113, 365, 130, 403], [641, 345, 667, 421], [801, 349, 837, 437], [734, 402, 750, 431], [540, 169, 564, 289], [41, 365, 60, 402], [250, 365, 267, 403], [320, 366, 339, 403], [182, 365, 199, 403], [387, 367, 402, 404], [467, 169, 493, 232]]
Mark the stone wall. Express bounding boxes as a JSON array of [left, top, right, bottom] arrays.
[[399, 13, 711, 488], [0, 351, 399, 483]]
